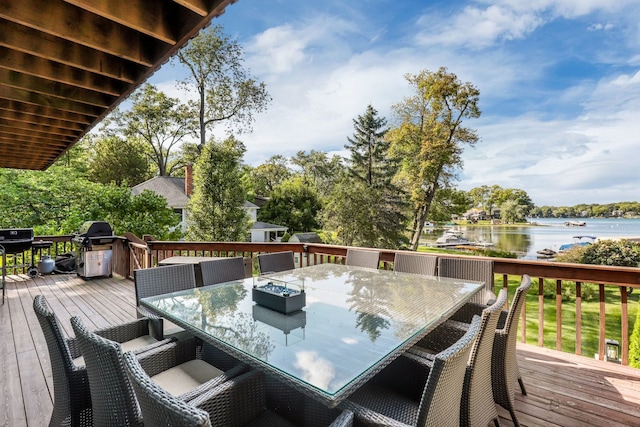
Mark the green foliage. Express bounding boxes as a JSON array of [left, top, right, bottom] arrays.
[[186, 137, 250, 241], [541, 279, 597, 301], [248, 155, 291, 196], [388, 67, 481, 250], [0, 162, 180, 239], [280, 232, 291, 243], [175, 25, 271, 149], [87, 134, 151, 186], [630, 304, 640, 368], [580, 239, 640, 267], [108, 83, 195, 176], [257, 176, 321, 232], [290, 150, 345, 199]]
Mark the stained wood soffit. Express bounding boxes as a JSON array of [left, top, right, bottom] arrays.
[[0, 0, 237, 170]]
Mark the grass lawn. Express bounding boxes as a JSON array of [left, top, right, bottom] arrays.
[[502, 276, 639, 358]]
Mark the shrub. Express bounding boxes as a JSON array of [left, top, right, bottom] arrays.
[[542, 279, 597, 301], [580, 239, 640, 267]]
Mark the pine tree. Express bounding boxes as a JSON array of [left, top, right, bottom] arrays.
[[186, 137, 250, 241], [343, 105, 408, 248]]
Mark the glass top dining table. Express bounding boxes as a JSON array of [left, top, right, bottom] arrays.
[[139, 263, 484, 407]]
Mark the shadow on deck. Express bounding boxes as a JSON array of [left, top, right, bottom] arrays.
[[1, 273, 638, 426]]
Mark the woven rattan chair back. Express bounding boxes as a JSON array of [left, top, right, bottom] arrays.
[[71, 316, 143, 427], [345, 249, 380, 269], [462, 289, 508, 427], [258, 251, 296, 274], [394, 252, 437, 276], [33, 295, 92, 427], [492, 274, 532, 427], [134, 263, 197, 304], [123, 352, 212, 427], [437, 257, 495, 304], [200, 257, 247, 286], [417, 316, 480, 427]]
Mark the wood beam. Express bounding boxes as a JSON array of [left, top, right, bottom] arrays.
[[0, 47, 124, 96], [0, 100, 95, 125], [0, 120, 79, 139], [0, 0, 161, 67], [64, 0, 182, 45], [0, 109, 85, 132], [0, 20, 139, 83]]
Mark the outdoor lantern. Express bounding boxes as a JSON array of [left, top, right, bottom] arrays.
[[605, 338, 620, 363]]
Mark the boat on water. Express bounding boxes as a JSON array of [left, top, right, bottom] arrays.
[[564, 220, 586, 227], [558, 235, 597, 252], [435, 230, 470, 247], [536, 248, 557, 259]]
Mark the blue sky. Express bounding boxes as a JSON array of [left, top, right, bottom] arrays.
[[149, 0, 640, 207]]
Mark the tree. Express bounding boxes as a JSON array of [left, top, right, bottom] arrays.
[[320, 177, 378, 247], [186, 136, 250, 241], [88, 134, 151, 186], [258, 176, 321, 232], [291, 150, 345, 198], [388, 67, 481, 250], [109, 84, 195, 176], [249, 155, 291, 196], [344, 105, 408, 248], [175, 25, 271, 151]]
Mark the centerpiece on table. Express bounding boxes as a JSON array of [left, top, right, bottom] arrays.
[[252, 277, 305, 314]]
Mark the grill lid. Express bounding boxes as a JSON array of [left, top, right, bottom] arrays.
[[76, 221, 113, 237]]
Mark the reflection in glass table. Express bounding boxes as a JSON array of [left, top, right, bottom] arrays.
[[140, 263, 483, 407]]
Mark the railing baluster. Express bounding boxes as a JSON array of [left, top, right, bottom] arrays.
[[538, 277, 544, 347], [556, 279, 562, 351], [575, 281, 582, 355], [598, 283, 606, 361], [621, 286, 628, 365]]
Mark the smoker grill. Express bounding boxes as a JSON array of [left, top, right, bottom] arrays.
[[71, 221, 117, 279]]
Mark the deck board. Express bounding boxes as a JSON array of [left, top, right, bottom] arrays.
[[1, 273, 639, 427]]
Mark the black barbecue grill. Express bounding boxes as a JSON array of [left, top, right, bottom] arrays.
[[71, 221, 118, 279]]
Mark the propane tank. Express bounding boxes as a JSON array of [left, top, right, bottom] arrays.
[[38, 255, 56, 275]]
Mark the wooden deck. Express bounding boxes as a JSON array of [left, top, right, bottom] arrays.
[[1, 273, 639, 427]]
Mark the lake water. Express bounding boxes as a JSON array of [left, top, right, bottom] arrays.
[[420, 217, 640, 260]]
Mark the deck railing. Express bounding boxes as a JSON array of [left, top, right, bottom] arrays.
[[11, 236, 639, 367]]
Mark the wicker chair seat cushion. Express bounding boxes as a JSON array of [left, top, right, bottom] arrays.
[[72, 335, 158, 367], [151, 359, 225, 397], [348, 382, 418, 425], [163, 319, 186, 336]]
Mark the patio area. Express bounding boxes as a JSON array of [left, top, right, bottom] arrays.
[[1, 272, 639, 427]]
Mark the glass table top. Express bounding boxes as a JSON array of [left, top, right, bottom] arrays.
[[140, 263, 483, 405]]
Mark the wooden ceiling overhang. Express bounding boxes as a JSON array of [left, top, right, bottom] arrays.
[[0, 0, 237, 170]]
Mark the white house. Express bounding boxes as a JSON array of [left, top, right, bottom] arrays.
[[132, 164, 288, 242]]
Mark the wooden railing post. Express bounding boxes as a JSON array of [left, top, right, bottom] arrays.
[[621, 286, 629, 365], [598, 283, 606, 361], [538, 277, 544, 347]]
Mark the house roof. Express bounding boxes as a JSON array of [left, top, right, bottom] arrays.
[[0, 0, 236, 171], [289, 232, 323, 243], [131, 176, 189, 208], [251, 221, 288, 231]]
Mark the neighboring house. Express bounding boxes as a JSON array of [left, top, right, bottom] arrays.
[[131, 164, 288, 242]]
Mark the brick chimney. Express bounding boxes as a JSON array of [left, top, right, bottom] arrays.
[[185, 162, 193, 196]]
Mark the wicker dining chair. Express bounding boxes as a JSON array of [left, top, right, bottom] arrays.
[[33, 294, 172, 427], [340, 316, 481, 427], [71, 316, 248, 427], [134, 263, 197, 338], [437, 257, 496, 305], [345, 249, 380, 269], [411, 289, 509, 427], [33, 295, 92, 427], [258, 251, 296, 274], [393, 252, 438, 276], [491, 275, 532, 427], [124, 352, 354, 427], [199, 256, 247, 286]]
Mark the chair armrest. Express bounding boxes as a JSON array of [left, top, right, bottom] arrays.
[[340, 400, 411, 427], [188, 370, 266, 426], [495, 310, 509, 331], [179, 362, 250, 402], [406, 346, 436, 365], [330, 409, 354, 427], [96, 317, 153, 343], [136, 307, 164, 340], [136, 338, 197, 376], [66, 336, 83, 360]]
